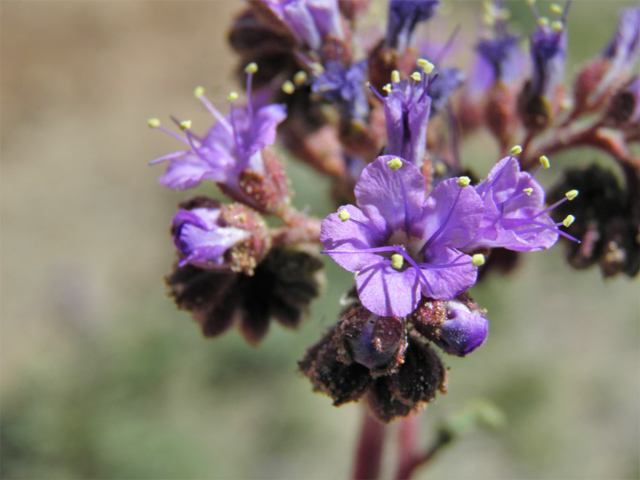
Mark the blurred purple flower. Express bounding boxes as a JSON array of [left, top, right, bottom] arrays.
[[427, 67, 466, 114], [469, 33, 524, 95], [263, 0, 344, 50], [463, 156, 567, 252], [383, 78, 432, 168], [312, 60, 370, 121], [386, 0, 440, 51], [529, 22, 567, 101], [321, 155, 484, 317]]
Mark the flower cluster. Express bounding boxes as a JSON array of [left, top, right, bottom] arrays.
[[150, 0, 639, 424]]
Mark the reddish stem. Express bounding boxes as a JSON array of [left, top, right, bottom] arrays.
[[352, 408, 386, 480], [394, 413, 420, 480]]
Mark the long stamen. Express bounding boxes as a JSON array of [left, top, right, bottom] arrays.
[[194, 87, 232, 131], [245, 63, 258, 139]]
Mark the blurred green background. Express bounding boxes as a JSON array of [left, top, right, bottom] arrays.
[[2, 1, 638, 478]]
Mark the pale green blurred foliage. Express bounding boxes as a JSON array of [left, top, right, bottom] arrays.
[[2, 1, 638, 479]]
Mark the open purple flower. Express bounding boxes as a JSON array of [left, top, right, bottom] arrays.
[[312, 60, 370, 121], [386, 0, 440, 51], [149, 72, 286, 204], [463, 156, 574, 252], [321, 155, 484, 317], [262, 0, 344, 51], [382, 77, 432, 168]]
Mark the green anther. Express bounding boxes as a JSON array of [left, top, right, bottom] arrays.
[[244, 62, 258, 74], [227, 91, 239, 102], [550, 3, 563, 14], [387, 157, 403, 171], [540, 155, 550, 169], [565, 190, 579, 201], [563, 215, 575, 227], [510, 145, 523, 155], [338, 209, 350, 222], [551, 20, 563, 32], [457, 176, 471, 187], [147, 118, 161, 128], [538, 17, 550, 27], [472, 254, 486, 267], [391, 254, 404, 271], [523, 187, 533, 196], [391, 70, 401, 83], [282, 81, 295, 94], [179, 120, 192, 130], [194, 86, 205, 98], [293, 71, 307, 86]]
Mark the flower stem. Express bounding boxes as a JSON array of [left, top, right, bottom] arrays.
[[352, 407, 386, 480]]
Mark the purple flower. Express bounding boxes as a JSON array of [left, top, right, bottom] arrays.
[[172, 207, 250, 269], [312, 60, 370, 121], [529, 22, 567, 102], [469, 33, 524, 95], [383, 78, 432, 168], [463, 156, 565, 252], [433, 300, 488, 357], [596, 8, 640, 100], [263, 0, 344, 50], [386, 0, 440, 51], [321, 155, 484, 317], [150, 95, 286, 196]]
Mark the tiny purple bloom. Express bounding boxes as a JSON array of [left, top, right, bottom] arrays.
[[263, 0, 344, 50], [469, 32, 525, 95], [386, 0, 440, 51], [433, 299, 489, 357], [463, 156, 561, 252], [312, 60, 370, 121], [528, 22, 567, 101], [150, 87, 286, 201], [321, 156, 484, 317], [172, 207, 250, 269], [426, 67, 466, 114], [383, 78, 432, 168]]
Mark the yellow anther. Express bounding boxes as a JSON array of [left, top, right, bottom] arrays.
[[472, 254, 486, 267], [510, 145, 523, 155], [417, 59, 435, 74], [526, 0, 536, 4], [227, 91, 239, 102], [410, 72, 422, 82], [244, 62, 258, 74], [338, 209, 351, 222], [293, 71, 307, 86], [483, 13, 496, 26], [382, 83, 393, 93], [387, 157, 403, 171], [539, 155, 550, 169], [565, 189, 579, 201], [391, 254, 404, 271], [551, 20, 563, 32], [391, 70, 401, 83], [434, 161, 447, 176], [312, 62, 325, 74], [538, 17, 550, 27], [523, 187, 533, 196], [563, 215, 575, 227], [457, 176, 471, 187], [193, 86, 205, 98], [550, 3, 563, 15], [179, 120, 192, 130], [147, 118, 161, 128], [282, 80, 295, 94]]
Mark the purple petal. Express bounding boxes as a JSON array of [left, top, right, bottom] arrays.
[[320, 204, 387, 272], [356, 260, 421, 317], [355, 156, 426, 235], [419, 246, 477, 300], [159, 154, 221, 190], [418, 178, 484, 250]]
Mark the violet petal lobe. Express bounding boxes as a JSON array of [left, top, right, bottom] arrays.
[[434, 299, 489, 357]]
